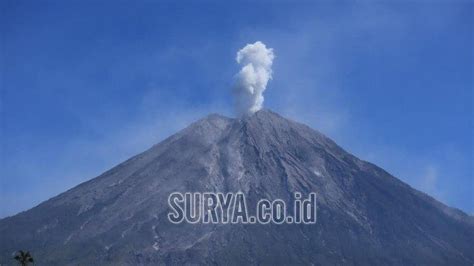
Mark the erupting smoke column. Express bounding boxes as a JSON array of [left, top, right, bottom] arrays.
[[234, 41, 275, 115]]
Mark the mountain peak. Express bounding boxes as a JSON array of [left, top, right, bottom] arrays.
[[242, 108, 279, 117], [239, 108, 286, 123]]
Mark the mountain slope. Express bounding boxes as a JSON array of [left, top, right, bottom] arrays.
[[0, 110, 473, 265]]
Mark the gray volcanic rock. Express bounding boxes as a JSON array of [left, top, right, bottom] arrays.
[[0, 109, 473, 265]]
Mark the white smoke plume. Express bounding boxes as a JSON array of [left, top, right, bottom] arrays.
[[234, 41, 275, 115]]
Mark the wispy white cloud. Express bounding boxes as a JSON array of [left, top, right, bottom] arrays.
[[418, 165, 441, 198]]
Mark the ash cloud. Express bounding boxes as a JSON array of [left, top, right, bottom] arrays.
[[234, 41, 274, 115]]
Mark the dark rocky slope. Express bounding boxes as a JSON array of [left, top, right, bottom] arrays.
[[1, 110, 472, 265]]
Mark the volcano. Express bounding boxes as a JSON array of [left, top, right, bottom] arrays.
[[0, 110, 472, 265]]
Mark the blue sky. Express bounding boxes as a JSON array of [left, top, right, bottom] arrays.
[[0, 1, 472, 217]]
